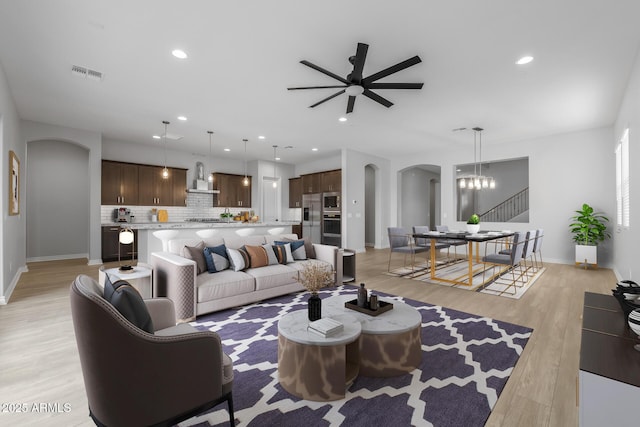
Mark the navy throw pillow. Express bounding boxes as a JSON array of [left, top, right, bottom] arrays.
[[103, 274, 154, 333], [203, 244, 230, 273]]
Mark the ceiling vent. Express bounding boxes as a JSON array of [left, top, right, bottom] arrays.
[[71, 65, 103, 81], [164, 133, 183, 141]]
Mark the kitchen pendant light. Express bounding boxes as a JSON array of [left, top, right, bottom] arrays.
[[272, 145, 278, 188], [207, 131, 214, 182], [242, 139, 249, 186], [161, 120, 170, 179]]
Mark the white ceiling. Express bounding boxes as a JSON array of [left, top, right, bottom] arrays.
[[1, 0, 639, 165]]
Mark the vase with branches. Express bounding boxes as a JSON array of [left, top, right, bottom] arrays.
[[297, 261, 334, 321]]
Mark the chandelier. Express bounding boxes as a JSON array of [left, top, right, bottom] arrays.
[[458, 127, 495, 190]]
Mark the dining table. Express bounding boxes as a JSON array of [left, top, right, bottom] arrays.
[[412, 230, 515, 287]]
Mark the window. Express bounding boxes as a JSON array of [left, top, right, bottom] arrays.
[[616, 128, 630, 227]]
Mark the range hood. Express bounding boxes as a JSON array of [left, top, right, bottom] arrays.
[[187, 188, 220, 194], [187, 178, 220, 194]]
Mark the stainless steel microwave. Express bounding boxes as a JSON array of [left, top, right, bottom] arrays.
[[323, 192, 340, 209]]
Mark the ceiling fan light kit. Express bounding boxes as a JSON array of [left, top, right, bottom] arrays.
[[288, 42, 423, 114]]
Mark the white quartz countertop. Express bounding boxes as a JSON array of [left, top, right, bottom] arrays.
[[102, 221, 300, 230]]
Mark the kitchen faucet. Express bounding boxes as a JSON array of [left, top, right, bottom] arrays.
[[224, 207, 230, 223]]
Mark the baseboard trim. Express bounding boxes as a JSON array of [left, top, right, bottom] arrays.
[[26, 253, 89, 263], [1, 265, 29, 305]]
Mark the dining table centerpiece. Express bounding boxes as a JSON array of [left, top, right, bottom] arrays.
[[466, 213, 480, 234], [298, 261, 334, 321]]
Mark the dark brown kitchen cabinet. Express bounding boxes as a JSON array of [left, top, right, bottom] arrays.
[[212, 173, 252, 207], [292, 223, 302, 239], [102, 226, 138, 262], [302, 173, 322, 194], [138, 165, 173, 206], [322, 169, 341, 192], [289, 177, 302, 208], [101, 160, 139, 205], [172, 168, 187, 206]]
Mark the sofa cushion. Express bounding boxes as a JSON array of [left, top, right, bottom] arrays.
[[274, 241, 295, 263], [261, 244, 279, 265], [227, 247, 250, 271], [196, 269, 255, 303], [280, 239, 307, 260], [272, 244, 288, 264], [283, 236, 316, 259], [182, 241, 207, 275], [246, 264, 299, 291], [203, 244, 230, 273], [103, 275, 154, 333], [245, 245, 269, 268], [287, 259, 334, 275]]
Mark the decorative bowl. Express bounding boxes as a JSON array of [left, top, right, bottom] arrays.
[[629, 309, 640, 336]]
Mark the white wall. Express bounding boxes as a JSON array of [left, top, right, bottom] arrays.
[[391, 127, 615, 266], [294, 153, 341, 176], [613, 48, 640, 280], [400, 167, 440, 228], [26, 140, 89, 261], [0, 60, 24, 303], [21, 120, 103, 265]]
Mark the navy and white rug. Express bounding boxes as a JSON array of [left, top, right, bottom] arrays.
[[183, 285, 532, 427]]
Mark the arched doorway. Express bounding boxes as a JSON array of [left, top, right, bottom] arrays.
[[398, 165, 441, 230]]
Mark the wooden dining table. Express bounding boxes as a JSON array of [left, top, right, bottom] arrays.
[[412, 231, 515, 287]]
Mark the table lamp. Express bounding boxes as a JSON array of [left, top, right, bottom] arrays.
[[118, 227, 135, 271]]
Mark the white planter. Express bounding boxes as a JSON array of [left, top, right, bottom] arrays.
[[575, 244, 597, 267], [466, 224, 480, 234]]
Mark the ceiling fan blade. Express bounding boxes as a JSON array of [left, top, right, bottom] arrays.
[[346, 95, 356, 113], [309, 89, 346, 108], [363, 89, 393, 108], [350, 43, 369, 83], [300, 60, 350, 84], [362, 56, 422, 84], [288, 85, 347, 90], [367, 82, 424, 90]]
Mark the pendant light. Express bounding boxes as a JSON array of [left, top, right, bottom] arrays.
[[207, 131, 214, 182], [458, 127, 495, 190], [272, 145, 278, 188], [242, 139, 249, 186], [161, 120, 170, 179]]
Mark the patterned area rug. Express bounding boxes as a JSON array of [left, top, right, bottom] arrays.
[[387, 258, 545, 299], [183, 286, 532, 427]]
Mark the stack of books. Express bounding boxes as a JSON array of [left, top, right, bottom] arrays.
[[308, 318, 344, 337]]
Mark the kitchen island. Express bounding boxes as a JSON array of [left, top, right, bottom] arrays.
[[104, 221, 296, 263]]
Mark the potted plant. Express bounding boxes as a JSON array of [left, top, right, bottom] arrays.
[[570, 203, 611, 267], [466, 213, 480, 234]]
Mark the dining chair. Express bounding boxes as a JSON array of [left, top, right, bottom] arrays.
[[532, 229, 544, 270], [435, 225, 468, 260], [499, 230, 537, 276], [481, 231, 527, 295], [387, 227, 430, 275]]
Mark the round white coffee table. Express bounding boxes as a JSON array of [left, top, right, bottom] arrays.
[[278, 310, 361, 401], [101, 265, 153, 299], [324, 294, 422, 377]]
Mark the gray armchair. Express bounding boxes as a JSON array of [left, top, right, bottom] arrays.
[[70, 274, 234, 427], [388, 227, 430, 275]]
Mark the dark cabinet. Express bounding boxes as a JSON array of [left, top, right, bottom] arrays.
[[302, 173, 322, 194], [292, 223, 302, 238], [322, 170, 341, 192], [289, 177, 302, 208], [212, 173, 251, 207], [102, 226, 138, 262], [172, 168, 187, 206], [101, 161, 139, 205], [138, 165, 173, 206]]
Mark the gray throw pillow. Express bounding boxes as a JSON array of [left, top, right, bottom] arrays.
[[182, 241, 207, 275], [262, 244, 279, 265], [103, 274, 154, 333]]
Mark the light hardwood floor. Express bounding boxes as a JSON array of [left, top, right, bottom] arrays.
[[0, 250, 616, 426]]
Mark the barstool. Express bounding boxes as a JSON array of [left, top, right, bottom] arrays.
[[152, 230, 179, 252]]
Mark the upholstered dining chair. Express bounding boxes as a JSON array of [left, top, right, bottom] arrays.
[[481, 231, 527, 295], [435, 225, 468, 259], [532, 229, 544, 270], [70, 274, 235, 427], [388, 227, 430, 275], [499, 229, 537, 275]]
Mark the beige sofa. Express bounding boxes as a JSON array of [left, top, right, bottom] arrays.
[[151, 234, 342, 322]]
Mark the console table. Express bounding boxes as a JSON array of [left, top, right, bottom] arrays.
[[579, 292, 640, 426]]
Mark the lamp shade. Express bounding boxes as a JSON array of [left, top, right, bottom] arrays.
[[119, 228, 134, 245]]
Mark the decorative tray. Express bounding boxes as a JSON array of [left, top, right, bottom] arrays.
[[345, 299, 393, 316]]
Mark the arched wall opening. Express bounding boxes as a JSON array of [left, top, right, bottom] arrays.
[[397, 164, 442, 230]]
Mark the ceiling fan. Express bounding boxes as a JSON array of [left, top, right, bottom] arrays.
[[288, 42, 423, 114]]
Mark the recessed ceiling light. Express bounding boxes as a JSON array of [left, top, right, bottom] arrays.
[[152, 135, 161, 139], [224, 148, 231, 152], [258, 135, 266, 140], [516, 55, 534, 65], [177, 115, 187, 121], [275, 157, 281, 161], [339, 117, 347, 122], [172, 49, 188, 59], [312, 148, 318, 152]]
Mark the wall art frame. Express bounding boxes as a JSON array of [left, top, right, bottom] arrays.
[[9, 150, 20, 215]]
